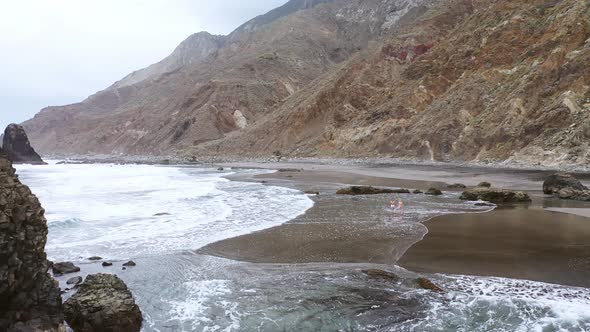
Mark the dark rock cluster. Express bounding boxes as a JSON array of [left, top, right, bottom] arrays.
[[64, 273, 143, 332], [0, 149, 63, 331], [543, 173, 590, 201], [336, 186, 411, 195], [460, 184, 531, 204], [2, 124, 46, 165]]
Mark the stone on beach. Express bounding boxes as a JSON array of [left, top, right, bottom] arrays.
[[543, 173, 590, 201], [477, 182, 492, 188], [64, 273, 143, 332], [460, 187, 531, 203], [52, 262, 81, 275], [447, 183, 466, 189], [67, 276, 83, 286], [102, 262, 113, 267], [123, 261, 136, 267], [424, 188, 443, 196], [336, 186, 410, 195], [543, 173, 588, 195]]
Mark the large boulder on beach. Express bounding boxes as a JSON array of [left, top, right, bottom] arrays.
[[2, 124, 46, 165], [64, 273, 142, 332], [425, 188, 443, 196], [0, 149, 63, 331], [52, 262, 81, 275], [336, 186, 410, 195], [460, 187, 531, 203], [543, 173, 588, 195]]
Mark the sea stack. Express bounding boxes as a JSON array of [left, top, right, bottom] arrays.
[[2, 124, 46, 164], [0, 149, 63, 331]]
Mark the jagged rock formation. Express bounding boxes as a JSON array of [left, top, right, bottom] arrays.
[[64, 274, 142, 332], [22, 0, 590, 167], [0, 149, 63, 331], [2, 124, 45, 164]]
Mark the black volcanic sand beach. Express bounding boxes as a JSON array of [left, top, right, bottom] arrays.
[[398, 206, 590, 288], [208, 163, 590, 288]]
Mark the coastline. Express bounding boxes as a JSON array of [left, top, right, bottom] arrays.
[[204, 164, 590, 289]]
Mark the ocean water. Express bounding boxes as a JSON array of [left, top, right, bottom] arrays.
[[15, 163, 590, 332]]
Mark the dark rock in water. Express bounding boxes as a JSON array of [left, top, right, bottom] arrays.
[[217, 167, 224, 171], [304, 190, 320, 195], [425, 188, 443, 196], [57, 161, 67, 165], [87, 256, 103, 261], [122, 267, 127, 270], [362, 269, 400, 282], [278, 168, 302, 172], [477, 182, 492, 188], [416, 277, 445, 292], [2, 124, 46, 165], [64, 273, 143, 332], [123, 261, 136, 267], [67, 276, 83, 286], [102, 262, 113, 267], [413, 189, 423, 194], [447, 183, 466, 189], [0, 150, 63, 331], [53, 262, 81, 275], [153, 212, 171, 216], [336, 186, 409, 195], [543, 173, 588, 195], [460, 187, 531, 203]]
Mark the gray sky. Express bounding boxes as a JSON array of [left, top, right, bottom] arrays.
[[0, 0, 287, 133]]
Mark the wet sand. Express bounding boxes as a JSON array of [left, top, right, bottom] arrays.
[[208, 163, 590, 288], [200, 194, 427, 264], [398, 207, 590, 288]]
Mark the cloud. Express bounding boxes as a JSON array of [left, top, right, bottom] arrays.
[[0, 0, 287, 131]]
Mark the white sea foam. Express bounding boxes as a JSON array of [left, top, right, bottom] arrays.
[[415, 275, 590, 332], [15, 163, 314, 261]]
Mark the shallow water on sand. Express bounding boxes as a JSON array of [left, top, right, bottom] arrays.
[[15, 163, 590, 331]]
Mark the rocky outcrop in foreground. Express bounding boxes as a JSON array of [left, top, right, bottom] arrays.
[[2, 124, 45, 165], [460, 186, 531, 204], [64, 273, 142, 332], [0, 149, 62, 331], [543, 173, 590, 201]]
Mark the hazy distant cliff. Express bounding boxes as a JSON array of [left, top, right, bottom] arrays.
[[22, 0, 590, 166]]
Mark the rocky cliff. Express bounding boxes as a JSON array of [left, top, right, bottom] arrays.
[[0, 149, 62, 331], [21, 0, 437, 155], [2, 124, 46, 165], [22, 0, 590, 166]]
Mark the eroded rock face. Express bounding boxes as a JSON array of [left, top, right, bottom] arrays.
[[64, 274, 142, 332], [0, 149, 63, 331], [2, 124, 45, 165]]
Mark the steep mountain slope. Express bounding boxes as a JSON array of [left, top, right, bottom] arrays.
[[195, 0, 590, 166], [23, 0, 435, 155]]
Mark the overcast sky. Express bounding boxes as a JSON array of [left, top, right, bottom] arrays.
[[0, 0, 286, 133]]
